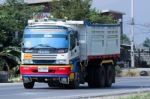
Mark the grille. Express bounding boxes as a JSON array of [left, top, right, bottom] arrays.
[[32, 54, 57, 60]]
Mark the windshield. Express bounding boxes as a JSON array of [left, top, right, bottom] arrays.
[[22, 26, 69, 49]]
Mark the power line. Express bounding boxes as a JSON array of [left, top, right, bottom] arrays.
[[135, 26, 150, 34]]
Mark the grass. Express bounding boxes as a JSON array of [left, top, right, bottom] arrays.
[[147, 70, 150, 76], [91, 93, 150, 99], [119, 93, 150, 99], [121, 69, 139, 77]]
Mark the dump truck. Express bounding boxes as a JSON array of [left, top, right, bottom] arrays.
[[20, 19, 120, 89]]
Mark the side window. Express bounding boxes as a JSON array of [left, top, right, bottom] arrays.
[[70, 33, 76, 50]]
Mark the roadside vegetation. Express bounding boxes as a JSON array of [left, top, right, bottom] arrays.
[[115, 67, 139, 77], [90, 93, 150, 99], [121, 69, 139, 77], [119, 93, 150, 99], [115, 65, 150, 77]]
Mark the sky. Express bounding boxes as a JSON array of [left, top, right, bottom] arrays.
[[92, 0, 150, 45]]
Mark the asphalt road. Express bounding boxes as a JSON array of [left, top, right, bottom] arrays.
[[1, 77, 150, 99]]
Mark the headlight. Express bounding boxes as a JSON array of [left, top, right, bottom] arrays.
[[56, 60, 66, 64], [23, 60, 33, 64]]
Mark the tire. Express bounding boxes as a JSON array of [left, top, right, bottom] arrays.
[[95, 66, 105, 88], [87, 67, 95, 88], [105, 66, 113, 87], [69, 79, 79, 89], [72, 72, 80, 89], [23, 81, 35, 89], [48, 82, 52, 88], [64, 80, 79, 89], [64, 73, 80, 89]]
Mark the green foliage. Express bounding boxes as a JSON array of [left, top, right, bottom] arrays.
[[119, 93, 150, 99], [0, 46, 21, 71], [0, 0, 43, 47], [87, 9, 117, 24], [51, 0, 91, 20], [121, 34, 131, 44], [143, 37, 150, 48], [0, 30, 8, 44], [51, 0, 116, 24], [0, 46, 20, 82]]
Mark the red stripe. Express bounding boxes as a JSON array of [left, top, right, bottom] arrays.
[[88, 54, 120, 60]]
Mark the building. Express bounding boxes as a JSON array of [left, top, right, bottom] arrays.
[[135, 44, 150, 67]]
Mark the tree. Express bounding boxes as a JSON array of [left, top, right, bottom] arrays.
[[87, 9, 117, 24], [143, 38, 150, 48], [51, 0, 116, 24], [121, 34, 130, 44], [51, 0, 91, 20], [0, 0, 43, 47]]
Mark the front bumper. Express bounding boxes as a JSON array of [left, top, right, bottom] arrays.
[[20, 65, 72, 78]]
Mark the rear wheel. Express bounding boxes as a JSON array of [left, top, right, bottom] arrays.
[[94, 65, 105, 88], [87, 67, 95, 88], [23, 81, 34, 89], [105, 66, 113, 87], [88, 65, 105, 88]]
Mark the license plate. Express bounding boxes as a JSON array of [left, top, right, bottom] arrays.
[[38, 67, 48, 72]]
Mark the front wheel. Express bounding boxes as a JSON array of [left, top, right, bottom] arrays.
[[69, 79, 79, 89], [64, 73, 80, 89], [23, 81, 35, 89]]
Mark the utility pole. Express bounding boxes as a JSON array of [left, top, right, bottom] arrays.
[[131, 0, 135, 68]]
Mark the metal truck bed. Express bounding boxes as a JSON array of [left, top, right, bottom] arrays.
[[78, 23, 120, 60]]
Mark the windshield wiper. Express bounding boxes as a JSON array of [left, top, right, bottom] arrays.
[[29, 44, 56, 50]]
